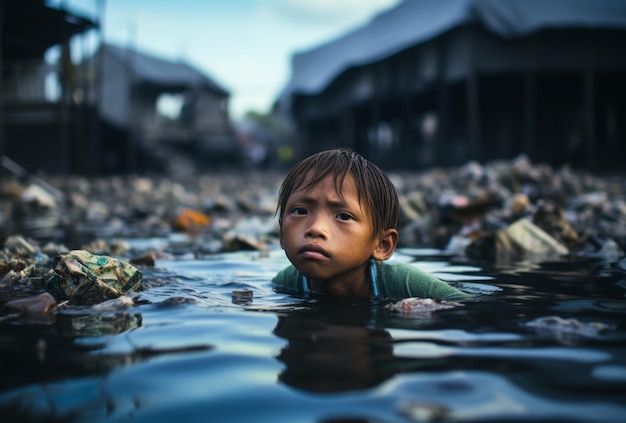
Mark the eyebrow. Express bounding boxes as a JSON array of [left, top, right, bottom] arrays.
[[297, 196, 370, 221], [294, 194, 344, 206]]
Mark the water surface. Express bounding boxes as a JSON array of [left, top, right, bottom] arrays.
[[1, 246, 625, 422]]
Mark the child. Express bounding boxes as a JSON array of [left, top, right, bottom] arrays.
[[272, 148, 469, 301]]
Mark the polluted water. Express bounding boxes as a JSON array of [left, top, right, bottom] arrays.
[[0, 156, 625, 422]]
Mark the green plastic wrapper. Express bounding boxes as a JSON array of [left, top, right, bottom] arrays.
[[45, 250, 143, 305]]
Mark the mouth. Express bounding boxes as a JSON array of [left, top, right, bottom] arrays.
[[298, 244, 330, 260]]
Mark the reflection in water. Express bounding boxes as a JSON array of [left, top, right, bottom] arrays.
[[0, 311, 143, 394], [57, 311, 143, 337], [273, 300, 394, 392]]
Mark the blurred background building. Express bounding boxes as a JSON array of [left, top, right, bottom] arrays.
[[2, 0, 626, 176], [81, 43, 237, 174], [1, 0, 238, 176], [276, 0, 626, 170], [1, 0, 100, 175]]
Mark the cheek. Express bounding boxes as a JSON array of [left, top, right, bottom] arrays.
[[279, 220, 295, 247], [279, 224, 285, 246]]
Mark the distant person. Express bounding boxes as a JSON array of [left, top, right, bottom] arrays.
[[272, 148, 469, 300]]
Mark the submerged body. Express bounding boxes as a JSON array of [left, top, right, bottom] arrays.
[[273, 259, 469, 301], [274, 148, 468, 300]]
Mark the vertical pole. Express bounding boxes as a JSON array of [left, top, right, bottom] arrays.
[[466, 27, 480, 161], [524, 35, 536, 158], [341, 107, 354, 150], [91, 0, 106, 175], [402, 93, 414, 169], [368, 100, 381, 161], [436, 35, 449, 166], [60, 40, 70, 174], [583, 32, 595, 169], [0, 0, 6, 172]]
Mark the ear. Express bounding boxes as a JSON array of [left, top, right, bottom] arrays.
[[372, 228, 398, 261]]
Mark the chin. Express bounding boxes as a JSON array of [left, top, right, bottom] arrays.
[[298, 266, 330, 282]]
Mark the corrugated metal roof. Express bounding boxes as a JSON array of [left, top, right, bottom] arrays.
[[279, 0, 626, 99], [105, 43, 229, 95]]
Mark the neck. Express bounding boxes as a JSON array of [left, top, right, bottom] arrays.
[[308, 268, 372, 299]]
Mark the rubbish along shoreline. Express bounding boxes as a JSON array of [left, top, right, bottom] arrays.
[[1, 155, 625, 311]]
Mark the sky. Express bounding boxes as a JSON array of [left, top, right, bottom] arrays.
[[63, 0, 404, 121]]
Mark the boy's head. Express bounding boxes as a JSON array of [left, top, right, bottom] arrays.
[[276, 148, 400, 238]]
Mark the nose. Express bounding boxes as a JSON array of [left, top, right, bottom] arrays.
[[305, 213, 328, 239]]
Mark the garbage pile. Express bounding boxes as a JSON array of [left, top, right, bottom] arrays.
[[1, 170, 283, 252], [394, 155, 626, 262], [2, 155, 626, 262], [0, 155, 625, 315], [0, 234, 143, 318]]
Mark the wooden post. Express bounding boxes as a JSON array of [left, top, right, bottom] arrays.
[[90, 0, 106, 175], [341, 107, 355, 150], [466, 28, 480, 161], [436, 35, 449, 166], [59, 40, 71, 174], [583, 32, 596, 169], [367, 65, 382, 161], [524, 35, 536, 159], [402, 94, 414, 168], [0, 0, 6, 170]]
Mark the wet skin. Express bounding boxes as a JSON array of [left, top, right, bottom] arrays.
[[279, 174, 397, 298]]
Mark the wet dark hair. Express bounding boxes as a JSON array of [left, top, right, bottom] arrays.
[[276, 148, 399, 237]]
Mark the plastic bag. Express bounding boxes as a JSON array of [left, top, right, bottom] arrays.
[[45, 250, 142, 305]]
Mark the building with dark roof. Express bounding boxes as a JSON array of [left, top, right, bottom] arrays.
[[89, 44, 239, 173], [1, 0, 100, 175], [277, 0, 626, 170], [1, 0, 238, 176]]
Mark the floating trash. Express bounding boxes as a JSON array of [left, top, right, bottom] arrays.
[[232, 288, 253, 305], [172, 208, 211, 233], [467, 218, 569, 261], [91, 295, 135, 312], [44, 250, 143, 305], [2, 292, 56, 315], [524, 315, 614, 340], [385, 297, 463, 317]]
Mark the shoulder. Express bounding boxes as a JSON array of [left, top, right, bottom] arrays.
[[378, 261, 469, 301], [272, 265, 303, 294], [380, 261, 442, 284]]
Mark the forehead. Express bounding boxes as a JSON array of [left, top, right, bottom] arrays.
[[291, 172, 359, 202]]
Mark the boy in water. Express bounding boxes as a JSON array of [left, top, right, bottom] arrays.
[[273, 148, 469, 301]]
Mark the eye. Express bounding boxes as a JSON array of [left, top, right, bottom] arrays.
[[336, 212, 352, 221], [292, 207, 307, 215]]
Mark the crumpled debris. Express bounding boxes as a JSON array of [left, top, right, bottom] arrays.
[[532, 200, 583, 249], [467, 218, 569, 261], [400, 400, 451, 421], [524, 315, 614, 339], [172, 208, 211, 233], [2, 292, 57, 315], [22, 183, 58, 208], [232, 289, 253, 305], [385, 297, 463, 316], [44, 250, 143, 305], [394, 155, 626, 259], [3, 235, 40, 256], [91, 295, 135, 312]]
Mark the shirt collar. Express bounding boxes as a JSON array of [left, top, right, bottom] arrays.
[[300, 259, 381, 297]]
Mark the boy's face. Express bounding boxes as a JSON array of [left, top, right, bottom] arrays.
[[279, 173, 387, 294]]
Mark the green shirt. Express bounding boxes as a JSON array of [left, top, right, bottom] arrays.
[[272, 259, 470, 301]]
